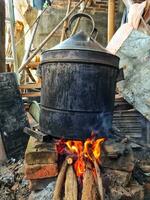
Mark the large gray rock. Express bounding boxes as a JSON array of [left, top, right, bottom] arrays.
[[117, 31, 150, 121]]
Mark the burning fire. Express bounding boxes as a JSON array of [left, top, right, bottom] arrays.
[[57, 135, 106, 177]]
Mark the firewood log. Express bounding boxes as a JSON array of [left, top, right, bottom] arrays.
[[53, 159, 68, 200], [92, 155, 104, 200], [81, 161, 100, 200], [86, 143, 104, 200], [64, 165, 78, 200]]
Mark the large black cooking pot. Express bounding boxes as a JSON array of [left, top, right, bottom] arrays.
[[39, 13, 120, 140]]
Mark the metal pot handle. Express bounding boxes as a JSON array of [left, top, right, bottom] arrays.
[[66, 13, 98, 39]]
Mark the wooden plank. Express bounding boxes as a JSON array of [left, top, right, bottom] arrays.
[[19, 83, 41, 89], [21, 92, 41, 97]]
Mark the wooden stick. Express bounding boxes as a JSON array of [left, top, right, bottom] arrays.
[[60, 0, 72, 42], [53, 159, 68, 200], [18, 0, 84, 73], [64, 165, 78, 200]]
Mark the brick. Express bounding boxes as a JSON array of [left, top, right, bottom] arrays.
[[25, 137, 58, 165], [24, 163, 58, 180]]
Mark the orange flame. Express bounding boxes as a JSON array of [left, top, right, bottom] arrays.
[[57, 136, 105, 177]]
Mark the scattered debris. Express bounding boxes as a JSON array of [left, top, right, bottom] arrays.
[[0, 159, 30, 200]]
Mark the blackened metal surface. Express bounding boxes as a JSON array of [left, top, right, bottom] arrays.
[[51, 31, 108, 53], [41, 32, 119, 67], [40, 62, 119, 139], [0, 72, 29, 158]]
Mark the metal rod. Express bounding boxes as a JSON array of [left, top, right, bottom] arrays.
[[18, 0, 84, 73]]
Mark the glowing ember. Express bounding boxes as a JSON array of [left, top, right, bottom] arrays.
[[57, 135, 106, 177]]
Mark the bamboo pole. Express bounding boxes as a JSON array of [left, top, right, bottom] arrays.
[[18, 0, 84, 73], [60, 0, 72, 42], [0, 0, 7, 163], [107, 0, 115, 42]]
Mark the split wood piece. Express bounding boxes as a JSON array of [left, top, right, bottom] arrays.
[[64, 165, 78, 200], [18, 0, 84, 73], [81, 161, 100, 200], [93, 157, 104, 200], [53, 159, 68, 200], [60, 0, 72, 42], [86, 143, 104, 200]]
